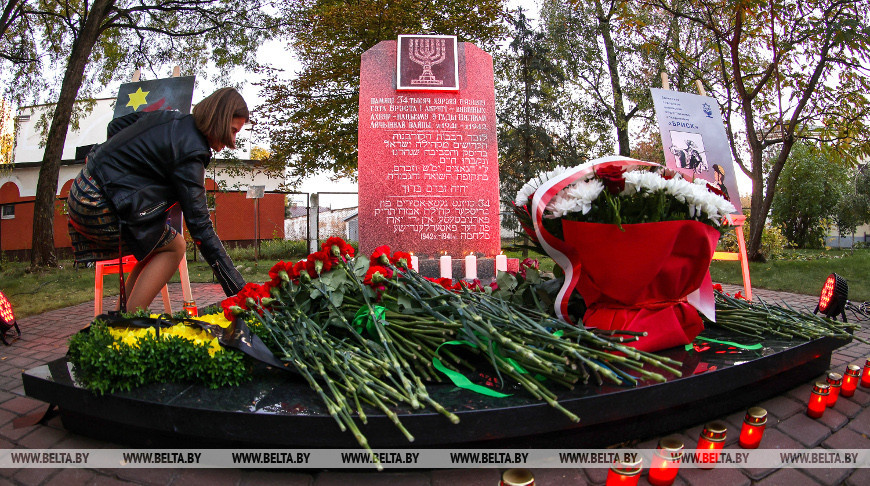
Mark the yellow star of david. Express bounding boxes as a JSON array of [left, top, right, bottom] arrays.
[[126, 87, 149, 111]]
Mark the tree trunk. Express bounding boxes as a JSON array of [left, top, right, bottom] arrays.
[[595, 0, 631, 156], [30, 0, 113, 268]]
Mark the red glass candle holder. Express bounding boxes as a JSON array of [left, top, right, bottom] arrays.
[[500, 469, 534, 486], [182, 300, 198, 317], [826, 372, 842, 407], [842, 364, 861, 397], [807, 382, 830, 418], [738, 407, 767, 449], [648, 437, 683, 486], [606, 457, 642, 486], [861, 358, 870, 388], [696, 421, 727, 469]]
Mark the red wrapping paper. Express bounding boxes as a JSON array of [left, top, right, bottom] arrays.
[[562, 219, 721, 352]]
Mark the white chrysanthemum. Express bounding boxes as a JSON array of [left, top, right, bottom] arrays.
[[546, 194, 580, 218], [514, 165, 569, 205], [563, 178, 604, 214], [624, 170, 667, 195]]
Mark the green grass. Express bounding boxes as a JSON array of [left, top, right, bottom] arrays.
[[710, 249, 870, 302], [2, 246, 867, 319]]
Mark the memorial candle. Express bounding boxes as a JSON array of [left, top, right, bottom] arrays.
[[465, 253, 477, 280], [738, 407, 767, 449], [826, 372, 842, 407], [842, 364, 861, 397], [410, 253, 419, 272], [861, 358, 870, 388], [495, 253, 508, 274], [696, 421, 726, 469], [648, 437, 683, 486], [606, 457, 642, 486], [806, 382, 829, 418], [440, 254, 452, 279]]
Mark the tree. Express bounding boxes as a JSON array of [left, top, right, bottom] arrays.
[[1, 98, 12, 166], [540, 0, 677, 157], [651, 0, 870, 260], [833, 164, 870, 248], [1, 0, 47, 106], [24, 0, 282, 268], [256, 0, 505, 187], [770, 142, 849, 248], [496, 8, 565, 204]]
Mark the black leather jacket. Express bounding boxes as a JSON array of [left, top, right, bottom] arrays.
[[86, 110, 246, 296]]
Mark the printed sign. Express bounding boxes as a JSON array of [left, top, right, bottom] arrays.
[[113, 76, 196, 118], [650, 88, 741, 212]]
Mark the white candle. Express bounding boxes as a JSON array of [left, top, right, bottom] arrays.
[[495, 254, 508, 274], [410, 254, 419, 272], [465, 254, 477, 280], [440, 255, 452, 279]]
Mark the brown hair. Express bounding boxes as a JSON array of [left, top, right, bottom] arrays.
[[192, 87, 249, 150]]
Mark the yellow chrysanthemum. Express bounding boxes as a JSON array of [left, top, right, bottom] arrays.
[[196, 313, 233, 329], [108, 322, 223, 356]]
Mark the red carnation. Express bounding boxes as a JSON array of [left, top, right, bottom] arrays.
[[390, 251, 412, 269], [370, 245, 391, 265], [364, 265, 393, 295], [306, 251, 333, 277], [712, 283, 723, 292], [268, 260, 295, 286], [322, 237, 355, 259], [596, 165, 626, 194]]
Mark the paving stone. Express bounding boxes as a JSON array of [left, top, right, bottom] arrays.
[[816, 407, 848, 431], [676, 465, 751, 486], [0, 408, 18, 427], [758, 395, 803, 421], [54, 434, 111, 449], [0, 420, 37, 442], [43, 468, 97, 486], [528, 468, 588, 485], [777, 411, 833, 447], [823, 426, 870, 449], [17, 425, 69, 449], [12, 467, 59, 485], [753, 467, 815, 486], [845, 466, 870, 486], [116, 467, 178, 486], [239, 470, 313, 486], [844, 388, 870, 406], [170, 467, 242, 486], [88, 472, 139, 486], [314, 471, 429, 486], [737, 429, 801, 481], [430, 468, 499, 486], [830, 396, 862, 418], [581, 465, 608, 485], [800, 463, 853, 486], [846, 406, 870, 436]]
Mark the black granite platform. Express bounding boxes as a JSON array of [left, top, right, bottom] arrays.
[[22, 328, 847, 449]]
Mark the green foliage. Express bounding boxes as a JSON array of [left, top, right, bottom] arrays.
[[771, 143, 850, 248], [719, 213, 788, 261], [833, 164, 870, 240], [67, 321, 250, 395], [256, 0, 506, 187], [225, 238, 310, 262], [496, 8, 565, 215]]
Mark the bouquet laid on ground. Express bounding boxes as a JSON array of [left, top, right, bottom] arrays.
[[512, 156, 736, 352], [220, 238, 684, 465]]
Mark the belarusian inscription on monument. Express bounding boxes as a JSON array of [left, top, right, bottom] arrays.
[[358, 37, 500, 256]]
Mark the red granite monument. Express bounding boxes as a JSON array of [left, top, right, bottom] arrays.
[[358, 36, 500, 257]]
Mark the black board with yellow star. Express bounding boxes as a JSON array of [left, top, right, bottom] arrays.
[[112, 76, 196, 119]]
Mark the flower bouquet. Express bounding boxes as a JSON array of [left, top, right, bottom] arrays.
[[512, 156, 736, 352]]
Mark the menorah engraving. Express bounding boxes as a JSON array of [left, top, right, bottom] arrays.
[[409, 38, 446, 86]]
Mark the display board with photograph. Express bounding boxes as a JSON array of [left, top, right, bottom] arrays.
[[650, 88, 741, 212]]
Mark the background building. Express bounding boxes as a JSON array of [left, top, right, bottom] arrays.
[[0, 98, 286, 260]]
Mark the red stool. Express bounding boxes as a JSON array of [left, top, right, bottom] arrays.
[[94, 255, 171, 316]]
